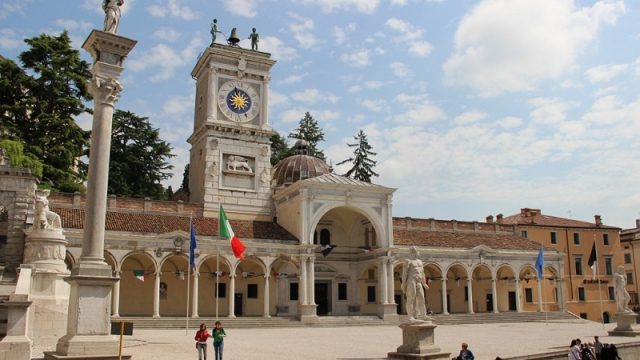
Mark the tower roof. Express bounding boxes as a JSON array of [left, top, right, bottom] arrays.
[[272, 154, 331, 188]]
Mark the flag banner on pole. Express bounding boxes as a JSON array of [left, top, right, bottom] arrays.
[[219, 205, 245, 259], [588, 242, 597, 280], [535, 247, 544, 279], [189, 221, 197, 271], [133, 270, 145, 282]]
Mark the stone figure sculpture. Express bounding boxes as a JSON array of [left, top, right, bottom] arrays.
[[401, 246, 430, 321], [33, 189, 62, 230], [226, 155, 252, 172], [210, 18, 220, 45], [248, 28, 259, 50], [614, 265, 632, 313], [103, 0, 124, 34], [0, 148, 8, 166]]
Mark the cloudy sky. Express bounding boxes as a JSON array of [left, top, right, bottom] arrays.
[[1, 0, 639, 228]]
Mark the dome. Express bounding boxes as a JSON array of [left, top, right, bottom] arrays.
[[272, 141, 332, 187]]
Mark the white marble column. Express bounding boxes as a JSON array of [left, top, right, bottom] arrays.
[[557, 278, 565, 311], [191, 272, 199, 318], [262, 75, 271, 127], [386, 260, 394, 305], [441, 278, 448, 314], [111, 271, 120, 317], [308, 256, 316, 305], [491, 278, 498, 313], [228, 274, 236, 318], [263, 275, 271, 318], [467, 278, 474, 314], [379, 258, 388, 304], [515, 278, 522, 313], [153, 272, 160, 317], [537, 278, 544, 312], [300, 256, 308, 305], [206, 62, 217, 120]]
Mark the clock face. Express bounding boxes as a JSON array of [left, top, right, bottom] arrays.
[[217, 80, 260, 122]]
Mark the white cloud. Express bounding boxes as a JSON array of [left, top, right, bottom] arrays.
[[390, 62, 411, 77], [0, 1, 31, 19], [392, 100, 446, 125], [280, 74, 306, 84], [147, 0, 198, 20], [408, 41, 433, 57], [0, 29, 21, 49], [288, 13, 317, 49], [163, 95, 193, 115], [360, 99, 388, 112], [528, 97, 576, 125], [454, 111, 487, 125], [385, 17, 424, 41], [154, 28, 181, 42], [269, 90, 290, 108], [499, 116, 523, 129], [348, 85, 362, 93], [222, 0, 258, 18], [364, 81, 389, 89], [586, 63, 629, 83], [278, 107, 340, 124], [259, 36, 298, 61], [334, 23, 356, 45], [54, 19, 93, 31], [291, 89, 339, 104], [299, 0, 380, 14], [443, 0, 626, 96], [128, 36, 204, 82], [340, 49, 370, 67]]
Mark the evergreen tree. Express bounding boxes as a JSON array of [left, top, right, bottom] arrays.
[[287, 112, 325, 160], [108, 110, 175, 200], [180, 164, 190, 192], [270, 132, 292, 165], [0, 32, 91, 192], [336, 130, 379, 183]]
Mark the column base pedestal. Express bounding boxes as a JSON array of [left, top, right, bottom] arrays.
[[380, 304, 400, 324], [298, 304, 318, 324], [44, 351, 131, 360], [388, 321, 450, 360], [608, 312, 640, 337]]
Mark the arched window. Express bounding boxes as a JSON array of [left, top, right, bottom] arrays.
[[320, 229, 331, 246]]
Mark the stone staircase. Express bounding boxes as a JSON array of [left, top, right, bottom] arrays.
[[430, 311, 580, 325]]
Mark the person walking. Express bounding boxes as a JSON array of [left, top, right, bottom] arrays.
[[569, 339, 582, 360], [594, 336, 603, 360], [212, 320, 227, 360], [194, 323, 210, 360]]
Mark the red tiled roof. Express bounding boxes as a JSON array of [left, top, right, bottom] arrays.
[[393, 229, 541, 251], [501, 213, 619, 230], [52, 207, 298, 241]]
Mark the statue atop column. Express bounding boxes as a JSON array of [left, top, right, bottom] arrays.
[[102, 0, 124, 34], [614, 265, 632, 313], [210, 18, 221, 45], [401, 246, 430, 321]]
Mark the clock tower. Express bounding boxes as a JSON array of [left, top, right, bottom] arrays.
[[188, 43, 276, 220]]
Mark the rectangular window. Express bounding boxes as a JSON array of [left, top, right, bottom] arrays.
[[627, 273, 634, 285], [580, 313, 588, 319], [608, 286, 615, 300], [578, 287, 586, 301], [525, 288, 533, 303], [550, 232, 557, 244], [605, 256, 613, 275], [575, 256, 583, 276], [367, 286, 376, 303], [603, 233, 609, 246], [573, 233, 580, 245], [247, 283, 258, 299], [338, 283, 347, 301], [216, 283, 227, 298], [289, 282, 299, 301], [521, 230, 528, 238], [625, 253, 632, 264]]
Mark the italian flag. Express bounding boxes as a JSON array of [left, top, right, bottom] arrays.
[[219, 205, 246, 259]]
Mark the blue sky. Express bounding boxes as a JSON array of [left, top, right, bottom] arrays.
[[1, 0, 639, 228]]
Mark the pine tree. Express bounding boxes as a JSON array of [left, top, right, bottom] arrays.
[[180, 164, 190, 192], [287, 112, 325, 160], [270, 132, 292, 165], [336, 130, 379, 183]]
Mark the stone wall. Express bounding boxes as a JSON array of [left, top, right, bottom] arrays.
[[49, 192, 203, 216]]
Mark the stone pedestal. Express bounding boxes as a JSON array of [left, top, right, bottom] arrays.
[[608, 312, 640, 337], [299, 304, 319, 324], [0, 268, 33, 360], [388, 321, 450, 360]]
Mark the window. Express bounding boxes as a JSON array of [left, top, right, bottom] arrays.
[[550, 231, 557, 244], [320, 229, 331, 246], [338, 283, 347, 301], [605, 256, 613, 275], [603, 233, 609, 246], [580, 313, 588, 319], [289, 282, 299, 301], [521, 230, 528, 238], [573, 233, 580, 245], [627, 273, 634, 285], [575, 256, 583, 276], [368, 269, 376, 280], [367, 286, 376, 303], [216, 283, 227, 298], [525, 288, 533, 303], [608, 287, 615, 300], [578, 287, 585, 301], [625, 253, 632, 264], [247, 284, 258, 299]]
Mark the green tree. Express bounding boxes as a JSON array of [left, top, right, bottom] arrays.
[[0, 32, 91, 192], [180, 164, 190, 192], [336, 130, 379, 183], [270, 132, 292, 165], [287, 112, 325, 160], [108, 110, 175, 200], [0, 139, 44, 177]]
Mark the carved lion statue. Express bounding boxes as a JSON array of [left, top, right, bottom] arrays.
[[226, 155, 253, 173]]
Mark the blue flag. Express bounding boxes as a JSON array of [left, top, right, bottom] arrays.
[[535, 247, 544, 279], [189, 221, 197, 271]]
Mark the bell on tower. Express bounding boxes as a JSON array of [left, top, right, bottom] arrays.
[[227, 28, 240, 46]]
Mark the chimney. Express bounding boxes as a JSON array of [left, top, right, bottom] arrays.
[[486, 215, 494, 223], [496, 214, 503, 224], [636, 219, 640, 229], [594, 215, 602, 227]]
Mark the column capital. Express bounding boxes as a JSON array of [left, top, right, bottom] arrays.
[[89, 75, 123, 107]]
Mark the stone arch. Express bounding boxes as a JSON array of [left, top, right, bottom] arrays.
[[471, 264, 493, 313], [358, 262, 381, 316], [64, 250, 76, 271], [119, 251, 157, 316], [271, 256, 300, 317], [234, 256, 267, 317], [159, 254, 190, 316], [197, 253, 232, 317], [445, 263, 470, 313], [309, 203, 387, 248], [518, 265, 539, 312], [496, 264, 518, 312], [424, 262, 444, 314]]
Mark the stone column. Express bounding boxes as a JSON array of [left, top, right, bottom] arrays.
[[308, 256, 316, 305], [379, 258, 388, 304], [261, 75, 271, 127], [386, 259, 394, 305], [515, 278, 522, 313], [228, 274, 236, 318], [556, 278, 565, 311], [153, 272, 160, 317], [299, 256, 308, 306], [263, 275, 271, 318], [491, 278, 498, 313], [441, 278, 448, 315], [206, 62, 217, 120], [111, 271, 120, 317], [537, 277, 544, 312], [47, 30, 136, 360], [467, 278, 474, 314], [191, 272, 199, 318], [299, 255, 317, 323]]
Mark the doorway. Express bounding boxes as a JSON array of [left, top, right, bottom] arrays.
[[486, 294, 493, 312], [395, 294, 403, 314], [314, 281, 331, 315], [508, 291, 517, 311], [234, 293, 243, 316]]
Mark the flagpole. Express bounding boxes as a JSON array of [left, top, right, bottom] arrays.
[[594, 236, 604, 329], [216, 246, 219, 321], [186, 214, 192, 335]]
